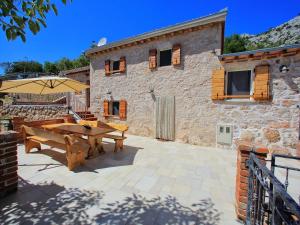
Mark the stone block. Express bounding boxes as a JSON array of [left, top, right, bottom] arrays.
[[263, 128, 281, 143]]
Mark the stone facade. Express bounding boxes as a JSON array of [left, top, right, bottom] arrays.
[[90, 23, 223, 142], [89, 22, 300, 155], [220, 55, 300, 155], [0, 105, 68, 121]]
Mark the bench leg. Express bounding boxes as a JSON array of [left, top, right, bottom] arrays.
[[114, 140, 123, 152], [66, 153, 76, 171], [25, 139, 41, 153], [78, 151, 85, 166]]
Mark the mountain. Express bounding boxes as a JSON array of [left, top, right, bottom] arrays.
[[244, 14, 300, 49]]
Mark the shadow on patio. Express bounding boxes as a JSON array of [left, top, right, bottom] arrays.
[[23, 142, 143, 173], [0, 178, 221, 225]]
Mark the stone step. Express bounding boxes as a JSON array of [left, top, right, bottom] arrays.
[[79, 114, 95, 118], [84, 117, 97, 121], [76, 111, 92, 115]]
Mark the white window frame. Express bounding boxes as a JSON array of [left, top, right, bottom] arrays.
[[225, 68, 255, 101]]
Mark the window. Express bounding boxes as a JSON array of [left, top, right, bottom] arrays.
[[226, 70, 252, 96], [112, 60, 120, 71], [104, 99, 127, 120], [110, 101, 120, 116], [159, 49, 172, 67]]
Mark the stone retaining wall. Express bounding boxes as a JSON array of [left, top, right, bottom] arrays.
[[0, 105, 68, 121]]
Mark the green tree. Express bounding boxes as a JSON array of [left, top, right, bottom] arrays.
[[72, 54, 89, 68], [5, 61, 43, 73], [224, 34, 248, 54], [0, 0, 71, 42], [56, 57, 74, 71], [44, 61, 59, 74]]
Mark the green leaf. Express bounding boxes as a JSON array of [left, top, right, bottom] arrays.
[[20, 33, 26, 42], [28, 20, 37, 34], [35, 21, 40, 32], [62, 0, 67, 5], [51, 4, 58, 15], [13, 16, 24, 27], [37, 18, 47, 28], [6, 29, 12, 40], [22, 2, 27, 12]]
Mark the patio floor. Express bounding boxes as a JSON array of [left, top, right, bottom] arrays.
[[1, 134, 241, 225]]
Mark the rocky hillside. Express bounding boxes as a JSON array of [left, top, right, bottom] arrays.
[[244, 14, 300, 49]]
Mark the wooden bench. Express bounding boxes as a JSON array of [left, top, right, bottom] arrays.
[[22, 125, 90, 171], [101, 134, 127, 152], [78, 120, 129, 152]]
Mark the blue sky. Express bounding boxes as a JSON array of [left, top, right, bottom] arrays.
[[0, 0, 299, 73]]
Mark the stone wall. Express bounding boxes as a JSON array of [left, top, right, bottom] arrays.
[[90, 23, 223, 145], [220, 55, 300, 155], [0, 105, 68, 121], [89, 22, 300, 155]]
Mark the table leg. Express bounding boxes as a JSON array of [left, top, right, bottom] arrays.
[[87, 136, 97, 158], [97, 137, 105, 154]]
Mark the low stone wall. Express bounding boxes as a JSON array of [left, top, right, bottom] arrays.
[[0, 105, 68, 121]]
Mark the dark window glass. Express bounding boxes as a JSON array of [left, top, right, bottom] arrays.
[[159, 50, 172, 67], [227, 71, 251, 95], [112, 61, 120, 71], [112, 101, 120, 116]]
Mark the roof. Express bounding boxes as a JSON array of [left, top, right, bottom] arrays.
[[219, 44, 300, 63], [85, 8, 228, 56], [60, 66, 90, 76]]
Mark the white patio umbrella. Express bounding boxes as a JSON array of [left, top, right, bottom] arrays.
[[0, 76, 89, 94]]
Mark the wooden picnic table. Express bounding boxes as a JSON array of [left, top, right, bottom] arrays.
[[41, 123, 115, 157]]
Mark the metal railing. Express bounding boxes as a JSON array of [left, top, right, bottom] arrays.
[[246, 152, 300, 225], [66, 93, 88, 119]]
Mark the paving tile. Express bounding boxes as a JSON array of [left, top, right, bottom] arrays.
[[3, 133, 289, 225]]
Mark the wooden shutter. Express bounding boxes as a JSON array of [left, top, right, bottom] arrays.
[[119, 99, 127, 120], [105, 60, 111, 76], [120, 57, 126, 73], [103, 100, 109, 117], [172, 44, 181, 66], [211, 68, 225, 100], [149, 49, 157, 70], [254, 65, 270, 100]]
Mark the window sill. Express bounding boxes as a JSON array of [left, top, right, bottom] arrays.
[[106, 70, 125, 75], [225, 98, 254, 103], [104, 115, 123, 120]]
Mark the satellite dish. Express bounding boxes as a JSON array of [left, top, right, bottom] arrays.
[[97, 37, 107, 47]]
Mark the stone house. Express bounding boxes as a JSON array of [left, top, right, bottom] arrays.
[[61, 66, 91, 111], [85, 9, 300, 155]]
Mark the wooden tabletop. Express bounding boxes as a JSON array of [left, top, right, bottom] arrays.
[[42, 123, 115, 137]]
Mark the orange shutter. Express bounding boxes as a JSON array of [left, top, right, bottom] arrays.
[[149, 49, 157, 70], [103, 100, 109, 117], [211, 68, 225, 100], [254, 65, 270, 100], [120, 57, 126, 73], [105, 60, 111, 76], [119, 99, 127, 120], [172, 44, 181, 66]]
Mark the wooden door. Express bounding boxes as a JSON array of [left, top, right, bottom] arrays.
[[155, 96, 175, 141]]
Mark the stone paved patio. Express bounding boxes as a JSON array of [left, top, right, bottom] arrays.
[[1, 134, 242, 225]]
